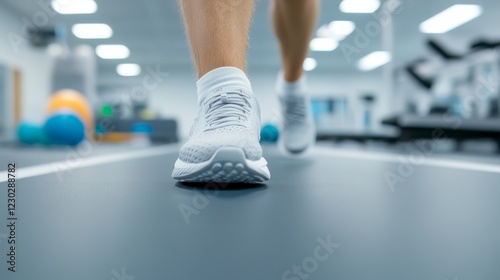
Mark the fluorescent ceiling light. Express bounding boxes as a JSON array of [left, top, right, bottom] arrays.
[[357, 51, 392, 71], [317, 21, 355, 41], [303, 58, 317, 71], [329, 21, 356, 37], [310, 38, 338, 52], [117, 64, 141, 77], [51, 0, 97, 14], [72, 24, 112, 39], [96, 45, 130, 59], [340, 0, 380, 13], [316, 25, 331, 38], [419, 5, 482, 34]]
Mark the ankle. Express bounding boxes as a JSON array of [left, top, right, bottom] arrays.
[[283, 70, 304, 82], [197, 67, 253, 104], [276, 71, 307, 96]]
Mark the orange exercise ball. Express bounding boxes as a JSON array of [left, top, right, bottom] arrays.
[[46, 89, 94, 131]]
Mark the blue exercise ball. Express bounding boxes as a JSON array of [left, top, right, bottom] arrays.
[[17, 122, 48, 145], [43, 110, 85, 146], [260, 123, 279, 143]]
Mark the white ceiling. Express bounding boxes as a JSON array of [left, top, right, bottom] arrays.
[[2, 0, 500, 85]]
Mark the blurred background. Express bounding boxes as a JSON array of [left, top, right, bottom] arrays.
[[0, 0, 499, 154]]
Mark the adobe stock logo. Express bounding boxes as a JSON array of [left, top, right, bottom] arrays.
[[282, 235, 340, 280], [110, 267, 135, 280]]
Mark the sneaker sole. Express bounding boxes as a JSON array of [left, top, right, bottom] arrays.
[[172, 147, 271, 183]]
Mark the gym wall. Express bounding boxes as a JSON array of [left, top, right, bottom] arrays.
[[0, 6, 52, 134]]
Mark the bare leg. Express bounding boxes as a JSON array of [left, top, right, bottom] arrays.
[[179, 0, 255, 78], [271, 0, 320, 82], [174, 0, 271, 183]]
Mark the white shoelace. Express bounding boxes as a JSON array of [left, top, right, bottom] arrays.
[[203, 91, 251, 131], [281, 95, 308, 126]]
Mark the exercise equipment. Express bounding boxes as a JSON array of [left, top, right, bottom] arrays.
[[94, 118, 178, 143], [360, 95, 376, 130], [381, 38, 500, 150], [467, 39, 500, 118], [95, 133, 135, 143], [139, 108, 156, 120], [131, 122, 154, 135], [260, 123, 280, 143], [17, 122, 50, 145], [47, 89, 94, 130], [130, 122, 154, 145], [403, 39, 470, 116], [403, 39, 500, 119], [316, 129, 399, 143], [49, 26, 97, 106], [100, 105, 114, 117], [95, 124, 107, 135], [43, 110, 85, 146], [382, 115, 500, 152], [16, 89, 91, 147]]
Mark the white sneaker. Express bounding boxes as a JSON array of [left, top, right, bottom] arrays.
[[277, 74, 316, 155], [172, 74, 270, 183]]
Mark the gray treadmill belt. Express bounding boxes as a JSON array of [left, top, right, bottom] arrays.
[[0, 145, 499, 280]]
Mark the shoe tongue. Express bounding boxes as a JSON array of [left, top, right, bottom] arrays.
[[199, 86, 244, 105]]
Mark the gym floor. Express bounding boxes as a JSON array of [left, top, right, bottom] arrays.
[[1, 143, 499, 279]]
